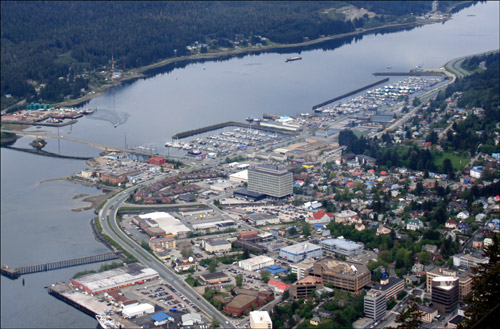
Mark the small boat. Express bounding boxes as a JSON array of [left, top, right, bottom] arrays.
[[286, 56, 302, 62], [96, 314, 120, 329], [387, 65, 392, 69]]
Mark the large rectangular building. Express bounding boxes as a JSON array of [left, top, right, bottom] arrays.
[[290, 275, 324, 299], [431, 276, 459, 314], [426, 267, 472, 302], [312, 258, 370, 295], [248, 165, 293, 198], [71, 263, 159, 294], [239, 255, 275, 272], [279, 242, 322, 263], [372, 277, 404, 301], [321, 238, 364, 257], [289, 258, 316, 280], [364, 289, 386, 321]]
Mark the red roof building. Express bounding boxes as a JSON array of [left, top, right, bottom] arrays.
[[147, 156, 166, 166]]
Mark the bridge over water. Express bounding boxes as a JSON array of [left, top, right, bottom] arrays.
[[1, 251, 122, 279]]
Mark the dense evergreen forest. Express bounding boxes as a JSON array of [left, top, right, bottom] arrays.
[[1, 1, 435, 104]]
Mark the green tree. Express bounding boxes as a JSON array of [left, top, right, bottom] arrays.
[[302, 222, 312, 237], [236, 274, 243, 287], [458, 234, 500, 329], [393, 298, 423, 329], [211, 314, 220, 328], [260, 270, 271, 283], [442, 158, 455, 178], [181, 245, 193, 258], [418, 251, 432, 265], [209, 257, 218, 273]]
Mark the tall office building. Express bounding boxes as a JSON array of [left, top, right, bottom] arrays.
[[248, 165, 293, 198], [431, 276, 459, 314], [364, 289, 387, 321]]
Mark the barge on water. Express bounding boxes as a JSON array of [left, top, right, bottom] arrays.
[[285, 56, 302, 62]]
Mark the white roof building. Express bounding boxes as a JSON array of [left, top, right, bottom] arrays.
[[250, 311, 273, 329], [229, 170, 248, 183], [182, 313, 202, 326], [239, 255, 275, 271], [139, 212, 191, 236], [122, 303, 154, 318]]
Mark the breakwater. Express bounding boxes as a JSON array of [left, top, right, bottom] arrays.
[[312, 77, 390, 110], [171, 121, 296, 139], [372, 71, 446, 76], [5, 146, 92, 160]]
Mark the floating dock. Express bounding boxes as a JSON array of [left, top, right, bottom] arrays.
[[1, 251, 121, 279], [171, 121, 297, 140], [312, 77, 390, 110], [372, 71, 446, 76]]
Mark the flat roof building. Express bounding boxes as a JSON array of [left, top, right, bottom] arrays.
[[312, 258, 370, 295], [202, 238, 232, 253], [71, 263, 159, 294], [426, 267, 472, 302], [239, 255, 275, 272], [321, 238, 363, 257], [250, 311, 272, 329], [279, 242, 322, 263], [290, 275, 324, 299], [372, 277, 404, 301], [248, 165, 293, 198], [364, 289, 386, 321], [431, 276, 459, 315], [289, 258, 316, 280]]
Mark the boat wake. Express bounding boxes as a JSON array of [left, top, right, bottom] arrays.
[[86, 108, 129, 128]]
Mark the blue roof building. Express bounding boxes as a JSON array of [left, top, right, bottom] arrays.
[[261, 265, 287, 274]]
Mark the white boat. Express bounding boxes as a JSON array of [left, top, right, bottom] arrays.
[[96, 314, 120, 329]]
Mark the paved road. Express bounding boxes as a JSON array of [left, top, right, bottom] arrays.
[[99, 181, 236, 329]]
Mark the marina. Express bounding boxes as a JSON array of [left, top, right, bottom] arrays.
[[314, 76, 445, 115], [312, 78, 389, 110]]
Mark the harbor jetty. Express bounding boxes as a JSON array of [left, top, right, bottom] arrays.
[[312, 77, 389, 110], [171, 120, 297, 139], [1, 251, 122, 279]]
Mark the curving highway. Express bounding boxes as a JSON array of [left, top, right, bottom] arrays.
[[98, 179, 236, 328]]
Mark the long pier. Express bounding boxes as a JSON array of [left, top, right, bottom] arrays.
[[171, 120, 297, 139], [312, 77, 390, 110], [372, 71, 446, 76], [1, 251, 122, 279]]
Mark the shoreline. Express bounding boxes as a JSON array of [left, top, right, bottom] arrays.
[[54, 20, 430, 108]]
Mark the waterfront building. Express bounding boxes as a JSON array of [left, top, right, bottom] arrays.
[[321, 238, 363, 257], [364, 289, 386, 321], [279, 242, 322, 263], [71, 263, 159, 294], [247, 165, 293, 198], [431, 276, 459, 314], [250, 311, 272, 329], [312, 257, 370, 295]]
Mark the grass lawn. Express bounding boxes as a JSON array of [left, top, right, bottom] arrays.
[[433, 151, 469, 171]]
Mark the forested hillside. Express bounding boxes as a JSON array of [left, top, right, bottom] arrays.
[[1, 1, 434, 104]]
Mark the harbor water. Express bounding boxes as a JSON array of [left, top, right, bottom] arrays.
[[1, 2, 499, 328]]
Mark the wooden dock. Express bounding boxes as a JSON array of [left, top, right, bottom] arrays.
[[1, 251, 122, 279]]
